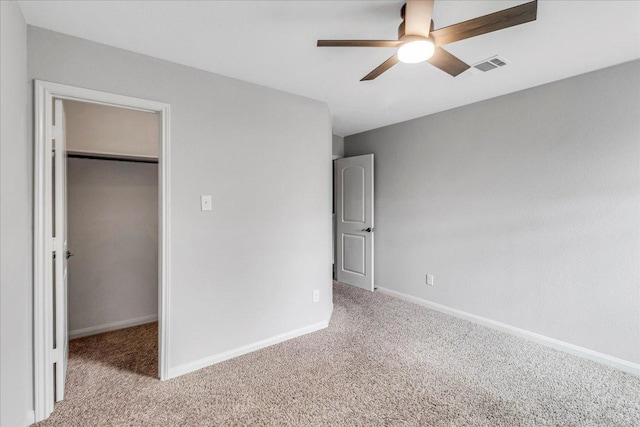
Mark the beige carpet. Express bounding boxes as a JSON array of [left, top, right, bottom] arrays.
[[35, 282, 640, 426]]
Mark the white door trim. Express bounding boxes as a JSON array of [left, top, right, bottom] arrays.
[[33, 80, 172, 422]]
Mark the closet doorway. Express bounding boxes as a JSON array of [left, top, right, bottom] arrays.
[[65, 100, 160, 344], [33, 81, 171, 423]]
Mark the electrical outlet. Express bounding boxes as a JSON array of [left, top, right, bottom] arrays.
[[426, 274, 434, 286], [200, 195, 212, 211], [312, 290, 320, 303]]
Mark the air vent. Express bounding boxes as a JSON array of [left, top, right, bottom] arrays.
[[469, 56, 509, 76]]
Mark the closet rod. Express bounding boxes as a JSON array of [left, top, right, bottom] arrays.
[[67, 153, 158, 164]]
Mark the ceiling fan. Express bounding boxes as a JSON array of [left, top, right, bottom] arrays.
[[317, 0, 537, 81]]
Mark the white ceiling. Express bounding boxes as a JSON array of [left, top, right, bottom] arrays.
[[19, 1, 640, 136]]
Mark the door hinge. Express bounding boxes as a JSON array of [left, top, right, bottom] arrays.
[[51, 347, 62, 364], [52, 124, 62, 142]]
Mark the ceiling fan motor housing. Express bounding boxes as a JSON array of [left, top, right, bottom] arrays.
[[398, 21, 435, 41]]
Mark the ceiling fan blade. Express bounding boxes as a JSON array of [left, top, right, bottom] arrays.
[[404, 0, 434, 38], [361, 55, 400, 81], [430, 0, 537, 46], [317, 40, 402, 48], [428, 47, 470, 77]]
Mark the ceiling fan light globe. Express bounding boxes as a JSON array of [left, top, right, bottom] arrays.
[[398, 39, 435, 64]]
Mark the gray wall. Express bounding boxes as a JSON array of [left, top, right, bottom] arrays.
[[28, 25, 333, 376], [0, 3, 32, 426], [67, 158, 158, 333], [345, 61, 640, 364], [332, 134, 344, 157]]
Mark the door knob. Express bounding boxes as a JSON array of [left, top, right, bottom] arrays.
[[361, 227, 374, 232], [66, 251, 74, 259]]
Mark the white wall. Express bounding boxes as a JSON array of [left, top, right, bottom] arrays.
[[67, 158, 158, 335], [64, 100, 159, 157], [345, 61, 640, 365], [0, 2, 32, 426], [27, 26, 333, 378]]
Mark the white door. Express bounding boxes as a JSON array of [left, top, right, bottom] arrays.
[[52, 99, 68, 402], [335, 154, 374, 291]]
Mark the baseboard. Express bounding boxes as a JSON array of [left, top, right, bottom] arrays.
[[69, 314, 158, 339], [168, 320, 330, 379], [376, 287, 640, 377], [25, 410, 35, 426]]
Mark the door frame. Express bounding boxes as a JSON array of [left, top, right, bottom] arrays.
[[33, 80, 172, 421]]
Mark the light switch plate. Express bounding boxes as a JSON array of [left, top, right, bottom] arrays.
[[201, 195, 212, 211]]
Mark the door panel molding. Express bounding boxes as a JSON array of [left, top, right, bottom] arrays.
[[341, 165, 366, 223], [342, 234, 366, 275], [33, 80, 172, 422]]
